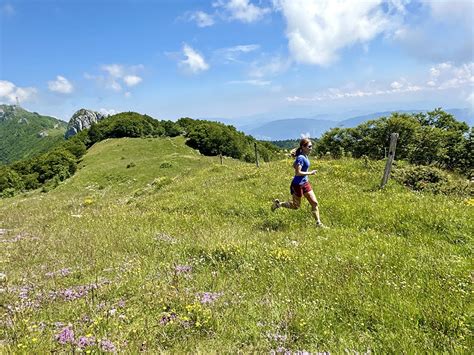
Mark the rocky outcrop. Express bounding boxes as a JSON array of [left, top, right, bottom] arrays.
[[65, 109, 106, 138]]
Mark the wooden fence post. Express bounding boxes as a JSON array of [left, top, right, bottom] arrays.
[[380, 133, 399, 188], [219, 153, 223, 165], [254, 142, 259, 168]]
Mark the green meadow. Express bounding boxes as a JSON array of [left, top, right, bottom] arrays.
[[1, 137, 472, 353]]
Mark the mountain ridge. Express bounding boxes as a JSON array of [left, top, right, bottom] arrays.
[[241, 108, 473, 140], [0, 105, 67, 165]]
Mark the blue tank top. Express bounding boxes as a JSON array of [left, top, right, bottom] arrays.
[[292, 154, 310, 185]]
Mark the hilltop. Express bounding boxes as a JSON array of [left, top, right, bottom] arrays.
[[0, 137, 471, 352], [0, 105, 67, 165]]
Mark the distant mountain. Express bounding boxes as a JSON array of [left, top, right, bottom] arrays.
[[244, 108, 473, 140], [0, 105, 67, 165], [247, 118, 336, 140]]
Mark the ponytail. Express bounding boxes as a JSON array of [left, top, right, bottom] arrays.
[[291, 138, 311, 157], [290, 147, 303, 158]]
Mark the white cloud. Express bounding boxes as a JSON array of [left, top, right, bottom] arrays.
[[123, 75, 142, 87], [429, 62, 473, 89], [101, 64, 125, 78], [287, 61, 473, 102], [226, 44, 260, 53], [86, 64, 144, 91], [275, 0, 406, 66], [107, 81, 122, 92], [228, 79, 271, 86], [214, 0, 271, 23], [390, 81, 404, 90], [0, 80, 37, 104], [48, 75, 74, 94], [188, 10, 215, 27], [217, 44, 260, 62], [180, 44, 209, 74], [248, 55, 291, 78], [99, 108, 117, 116]]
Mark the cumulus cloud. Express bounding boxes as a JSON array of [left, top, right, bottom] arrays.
[[287, 61, 473, 102], [0, 80, 37, 104], [123, 75, 142, 87], [214, 0, 271, 23], [48, 75, 74, 94], [85, 64, 144, 91], [99, 108, 117, 116], [187, 10, 215, 27], [390, 81, 404, 90], [428, 62, 474, 90], [275, 0, 406, 66], [179, 44, 209, 74]]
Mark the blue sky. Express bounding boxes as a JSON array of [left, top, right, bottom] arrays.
[[1, 0, 473, 122]]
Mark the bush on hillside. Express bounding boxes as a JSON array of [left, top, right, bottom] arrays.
[[1, 147, 78, 197], [0, 167, 24, 196], [33, 149, 77, 183], [176, 118, 279, 163], [393, 165, 473, 197], [61, 136, 87, 159], [316, 109, 472, 176], [86, 112, 166, 147], [161, 120, 184, 137]]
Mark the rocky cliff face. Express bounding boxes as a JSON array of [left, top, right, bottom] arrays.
[[65, 109, 106, 138]]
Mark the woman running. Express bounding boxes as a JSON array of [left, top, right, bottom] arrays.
[[271, 138, 326, 228]]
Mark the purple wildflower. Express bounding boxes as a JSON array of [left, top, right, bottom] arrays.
[[100, 339, 116, 352], [55, 326, 75, 345], [77, 336, 96, 349], [198, 291, 223, 304], [159, 312, 177, 325], [118, 299, 126, 308], [19, 286, 30, 300], [49, 281, 109, 302]]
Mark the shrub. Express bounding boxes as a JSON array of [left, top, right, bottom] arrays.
[[176, 118, 279, 163], [316, 109, 471, 176], [393, 165, 473, 197], [0, 167, 24, 194]]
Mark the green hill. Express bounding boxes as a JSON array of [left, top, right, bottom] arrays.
[[0, 137, 472, 352], [0, 105, 67, 165]]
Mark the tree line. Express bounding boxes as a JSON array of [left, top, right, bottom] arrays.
[[0, 112, 279, 197], [315, 109, 472, 177]]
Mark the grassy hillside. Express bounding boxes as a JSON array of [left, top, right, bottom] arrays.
[[0, 137, 472, 352], [0, 105, 67, 165]]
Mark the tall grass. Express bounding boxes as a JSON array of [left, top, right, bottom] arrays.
[[0, 137, 472, 352]]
